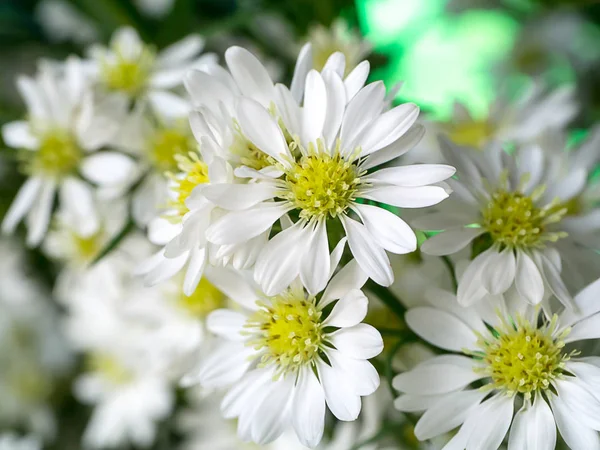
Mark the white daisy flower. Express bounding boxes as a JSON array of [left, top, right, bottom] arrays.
[[1, 57, 127, 246], [408, 83, 577, 164], [183, 259, 383, 448], [200, 62, 453, 293], [88, 27, 216, 117], [394, 278, 600, 450], [416, 138, 581, 307], [0, 433, 41, 450]]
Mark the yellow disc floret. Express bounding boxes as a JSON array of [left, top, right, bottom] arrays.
[[166, 152, 210, 220], [148, 126, 197, 172], [474, 314, 575, 399], [482, 187, 568, 249], [101, 46, 155, 96], [21, 129, 82, 178], [283, 144, 363, 221], [178, 277, 225, 319], [245, 289, 323, 378], [86, 353, 133, 385]]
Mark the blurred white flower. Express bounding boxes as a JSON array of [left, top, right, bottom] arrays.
[[183, 260, 382, 448], [0, 433, 41, 450], [87, 27, 217, 117], [1, 58, 127, 246], [0, 239, 72, 440], [35, 0, 98, 44], [394, 278, 600, 450], [415, 137, 593, 308], [133, 0, 175, 18], [409, 83, 577, 163]]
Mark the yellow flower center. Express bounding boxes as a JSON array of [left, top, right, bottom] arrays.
[[245, 289, 323, 377], [178, 277, 226, 319], [482, 189, 567, 249], [148, 127, 197, 172], [282, 144, 363, 221], [71, 230, 103, 263], [229, 128, 274, 171], [447, 120, 495, 149], [86, 353, 133, 385], [166, 152, 210, 220], [101, 46, 155, 96], [475, 315, 574, 399], [21, 129, 82, 178]]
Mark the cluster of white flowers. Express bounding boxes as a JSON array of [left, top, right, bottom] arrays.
[[3, 19, 600, 450]]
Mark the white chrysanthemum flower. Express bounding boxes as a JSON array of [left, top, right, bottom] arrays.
[[35, 0, 98, 44], [1, 58, 127, 246], [416, 138, 585, 307], [0, 239, 72, 439], [193, 49, 453, 293], [394, 279, 600, 450], [88, 27, 216, 116], [409, 83, 577, 163], [183, 259, 383, 448], [0, 433, 41, 450]]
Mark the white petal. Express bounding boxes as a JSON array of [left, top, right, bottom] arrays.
[[327, 349, 379, 396], [562, 277, 600, 327], [254, 221, 308, 296], [237, 98, 291, 166], [362, 185, 449, 208], [300, 220, 330, 295], [357, 103, 420, 155], [318, 360, 361, 421], [353, 203, 417, 254], [361, 124, 425, 170], [457, 249, 494, 306], [184, 70, 235, 112], [250, 377, 294, 444], [555, 379, 600, 430], [290, 43, 312, 102], [2, 121, 37, 149], [80, 152, 137, 186], [292, 369, 326, 448], [206, 309, 247, 340], [340, 81, 386, 149], [482, 247, 516, 296], [322, 71, 346, 147], [367, 164, 456, 187], [147, 90, 190, 118], [195, 341, 252, 389], [515, 250, 545, 305], [392, 360, 480, 395], [550, 393, 600, 450], [394, 393, 455, 413], [321, 259, 368, 307], [322, 52, 346, 77], [415, 390, 486, 440], [2, 177, 42, 234], [464, 394, 514, 450], [156, 34, 204, 67], [566, 313, 600, 342], [329, 323, 383, 359], [206, 202, 290, 245], [205, 265, 259, 311], [324, 289, 368, 328], [25, 180, 56, 247], [16, 76, 46, 118], [202, 183, 277, 211], [508, 396, 556, 450], [344, 61, 369, 100], [341, 215, 393, 286], [183, 246, 207, 296], [220, 368, 273, 418], [60, 177, 98, 237], [225, 46, 275, 107], [301, 70, 327, 145], [406, 307, 477, 352], [412, 211, 475, 231], [533, 250, 573, 307], [420, 227, 483, 256]]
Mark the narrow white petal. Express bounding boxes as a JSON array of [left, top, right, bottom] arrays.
[[2, 121, 37, 149], [300, 220, 330, 295], [515, 250, 545, 305], [206, 202, 290, 245], [321, 259, 368, 307], [357, 103, 420, 155], [406, 307, 477, 352], [344, 60, 370, 100], [457, 249, 494, 306], [156, 34, 204, 67], [202, 183, 277, 211], [329, 323, 383, 359], [322, 71, 346, 147], [185, 70, 235, 112], [326, 349, 379, 396], [362, 185, 449, 208], [340, 81, 385, 149], [463, 394, 513, 450], [550, 393, 600, 450], [2, 177, 42, 234], [237, 98, 291, 166], [147, 90, 190, 118], [250, 377, 294, 444], [290, 43, 313, 102], [80, 152, 137, 186], [292, 369, 326, 448], [353, 203, 417, 254], [206, 309, 247, 341], [225, 46, 275, 107], [183, 246, 207, 296], [324, 289, 368, 328], [508, 396, 556, 450], [341, 215, 393, 286], [392, 360, 480, 395], [482, 247, 516, 296], [318, 361, 361, 421], [420, 227, 483, 256], [361, 124, 425, 170], [367, 164, 456, 187], [301, 70, 327, 145], [26, 180, 56, 247]]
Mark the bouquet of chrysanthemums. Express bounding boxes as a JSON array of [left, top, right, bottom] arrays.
[[2, 1, 600, 449]]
